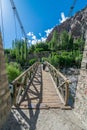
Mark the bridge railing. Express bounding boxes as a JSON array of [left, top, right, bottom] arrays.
[[45, 62, 70, 106], [11, 62, 40, 106]]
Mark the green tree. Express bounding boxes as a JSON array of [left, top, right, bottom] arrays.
[[6, 62, 21, 82], [49, 30, 60, 51], [68, 35, 74, 51], [10, 40, 28, 63], [29, 58, 37, 66], [60, 31, 69, 50], [29, 45, 35, 53]]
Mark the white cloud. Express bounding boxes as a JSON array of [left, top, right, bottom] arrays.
[[27, 31, 40, 45], [37, 39, 41, 43], [30, 37, 46, 45], [31, 39, 37, 45], [27, 28, 52, 45], [27, 32, 33, 36], [32, 35, 36, 40], [27, 32, 36, 40], [28, 40, 31, 43], [27, 32, 37, 44], [41, 37, 46, 42], [45, 28, 53, 37], [59, 12, 68, 23], [37, 37, 46, 43]]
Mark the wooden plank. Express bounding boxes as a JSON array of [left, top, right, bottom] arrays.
[[12, 103, 71, 109], [45, 62, 68, 81], [16, 65, 71, 110]]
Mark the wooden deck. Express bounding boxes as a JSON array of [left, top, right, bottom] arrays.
[[15, 65, 71, 109]]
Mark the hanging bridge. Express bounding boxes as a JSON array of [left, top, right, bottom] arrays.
[[11, 62, 70, 109], [1, 0, 87, 129]]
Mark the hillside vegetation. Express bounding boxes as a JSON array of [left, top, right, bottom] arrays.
[[46, 30, 84, 68], [5, 30, 85, 82]]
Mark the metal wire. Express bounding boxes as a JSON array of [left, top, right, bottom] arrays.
[[68, 0, 77, 17], [13, 9, 17, 40], [10, 0, 28, 48], [10, 0, 27, 39], [0, 0, 5, 47]]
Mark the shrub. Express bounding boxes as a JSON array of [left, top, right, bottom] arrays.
[[48, 51, 80, 69], [49, 53, 59, 68], [6, 63, 21, 82], [58, 52, 75, 68], [75, 54, 82, 67], [29, 58, 37, 66], [41, 57, 49, 63]]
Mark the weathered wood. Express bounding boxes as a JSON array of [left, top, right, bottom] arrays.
[[12, 62, 40, 106], [0, 32, 11, 129], [45, 61, 70, 105], [65, 81, 69, 105], [57, 82, 65, 89], [13, 65, 71, 110], [12, 61, 70, 108], [46, 62, 68, 80]]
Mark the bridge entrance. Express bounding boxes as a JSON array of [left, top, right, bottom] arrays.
[[12, 63, 71, 110]]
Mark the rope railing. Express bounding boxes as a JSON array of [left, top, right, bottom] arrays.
[[11, 62, 40, 106], [45, 61, 71, 106]]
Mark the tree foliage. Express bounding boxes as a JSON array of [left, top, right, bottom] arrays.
[[29, 42, 50, 53], [5, 30, 85, 72], [6, 40, 28, 66], [6, 62, 21, 82], [46, 30, 84, 68], [48, 30, 85, 52]]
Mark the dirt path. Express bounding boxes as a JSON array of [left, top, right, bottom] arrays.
[[1, 108, 86, 130]]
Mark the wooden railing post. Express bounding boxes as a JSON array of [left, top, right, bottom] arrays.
[[13, 84, 17, 105], [45, 61, 70, 106], [12, 62, 40, 106], [57, 77, 59, 87], [65, 81, 69, 105]]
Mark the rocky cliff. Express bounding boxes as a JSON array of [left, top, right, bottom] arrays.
[[47, 6, 87, 42]]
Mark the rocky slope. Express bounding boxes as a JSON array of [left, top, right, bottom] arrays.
[[47, 6, 87, 42]]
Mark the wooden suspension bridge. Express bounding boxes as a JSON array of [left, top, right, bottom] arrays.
[[11, 62, 71, 110]]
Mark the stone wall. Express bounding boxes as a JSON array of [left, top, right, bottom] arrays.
[[0, 33, 11, 129], [74, 38, 87, 126]]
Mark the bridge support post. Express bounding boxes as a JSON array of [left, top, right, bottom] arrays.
[[74, 38, 87, 126], [65, 81, 69, 105], [0, 32, 11, 128], [56, 77, 59, 87]]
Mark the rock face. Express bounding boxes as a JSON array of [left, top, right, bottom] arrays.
[[0, 33, 11, 129], [47, 6, 87, 42], [74, 36, 87, 126]]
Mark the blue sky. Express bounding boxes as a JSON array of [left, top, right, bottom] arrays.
[[0, 0, 87, 48]]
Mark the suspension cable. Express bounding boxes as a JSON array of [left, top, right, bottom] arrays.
[[68, 0, 77, 17], [13, 9, 17, 40], [10, 0, 27, 40], [10, 0, 29, 49], [0, 0, 5, 47]]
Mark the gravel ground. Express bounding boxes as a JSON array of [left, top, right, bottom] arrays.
[[1, 108, 87, 130]]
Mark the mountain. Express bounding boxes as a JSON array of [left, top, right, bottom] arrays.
[[47, 6, 87, 42]]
